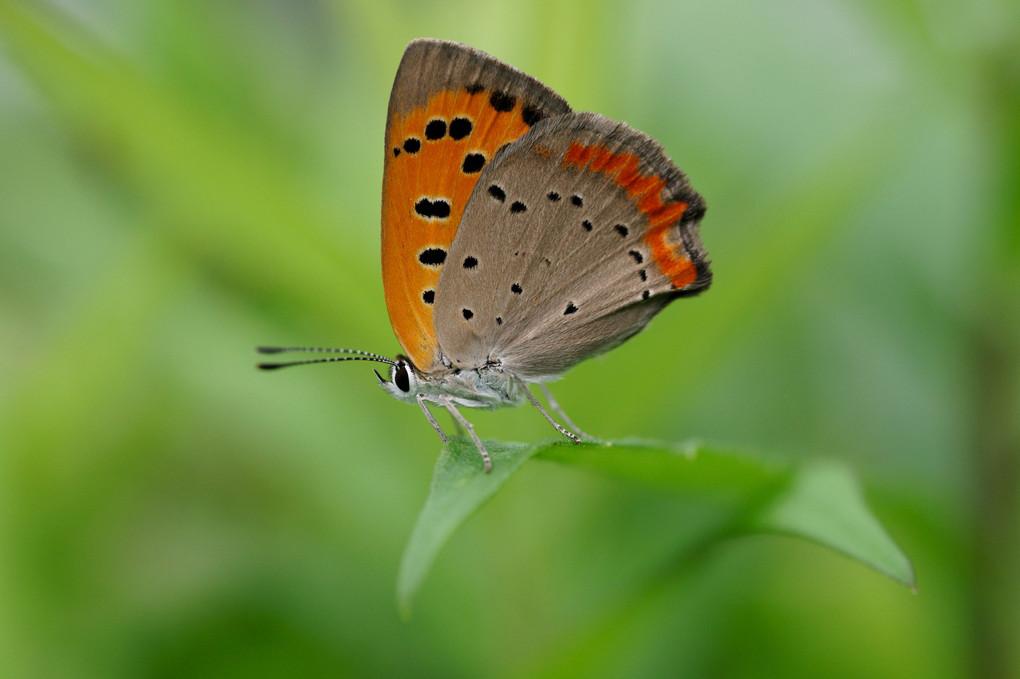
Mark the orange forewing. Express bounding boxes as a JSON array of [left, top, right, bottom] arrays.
[[381, 87, 533, 371], [563, 142, 698, 289]]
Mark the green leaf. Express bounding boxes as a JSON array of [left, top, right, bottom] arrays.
[[397, 438, 915, 613], [751, 460, 916, 589], [541, 440, 915, 588], [396, 438, 538, 616], [535, 438, 789, 496]]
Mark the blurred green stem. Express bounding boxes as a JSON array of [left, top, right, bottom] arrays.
[[971, 41, 1020, 679]]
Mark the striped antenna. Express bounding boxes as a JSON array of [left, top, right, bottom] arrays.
[[255, 346, 395, 370]]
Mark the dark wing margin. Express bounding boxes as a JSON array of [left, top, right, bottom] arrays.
[[386, 38, 572, 135], [539, 112, 711, 298]]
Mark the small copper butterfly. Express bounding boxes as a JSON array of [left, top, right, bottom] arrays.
[[259, 39, 711, 472]]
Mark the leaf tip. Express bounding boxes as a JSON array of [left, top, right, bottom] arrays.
[[902, 566, 918, 593]]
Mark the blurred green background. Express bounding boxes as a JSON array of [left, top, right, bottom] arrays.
[[1, 0, 1018, 677]]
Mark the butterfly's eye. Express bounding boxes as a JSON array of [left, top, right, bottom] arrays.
[[394, 363, 411, 393]]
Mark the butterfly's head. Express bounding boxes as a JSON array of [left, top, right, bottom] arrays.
[[375, 355, 422, 403]]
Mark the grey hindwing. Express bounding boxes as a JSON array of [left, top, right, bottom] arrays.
[[433, 112, 711, 379]]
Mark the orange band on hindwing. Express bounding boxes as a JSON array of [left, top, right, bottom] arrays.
[[563, 142, 698, 290]]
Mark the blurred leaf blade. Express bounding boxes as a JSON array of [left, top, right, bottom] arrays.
[[396, 438, 537, 616], [400, 438, 913, 612], [0, 1, 367, 319], [543, 440, 914, 588], [750, 460, 917, 589]]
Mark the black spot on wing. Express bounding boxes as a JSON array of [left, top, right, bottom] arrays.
[[414, 198, 451, 220], [564, 302, 578, 315], [466, 83, 484, 95], [392, 147, 401, 157], [462, 308, 474, 320], [547, 191, 560, 202], [511, 283, 522, 294], [522, 104, 543, 126], [510, 201, 527, 213], [432, 200, 450, 218], [488, 185, 506, 202], [422, 289, 435, 304], [489, 90, 516, 112], [463, 256, 478, 269], [570, 195, 583, 207], [449, 117, 472, 139], [414, 198, 432, 218], [462, 153, 485, 173], [403, 137, 421, 154], [581, 220, 592, 232], [425, 119, 447, 140], [614, 224, 629, 237], [629, 250, 643, 263], [418, 248, 447, 267]]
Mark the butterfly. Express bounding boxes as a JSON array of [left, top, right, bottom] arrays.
[[259, 39, 711, 472]]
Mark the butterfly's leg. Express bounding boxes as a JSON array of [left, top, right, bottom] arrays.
[[439, 396, 492, 473], [539, 383, 590, 440], [513, 377, 580, 444], [416, 394, 448, 443]]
